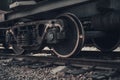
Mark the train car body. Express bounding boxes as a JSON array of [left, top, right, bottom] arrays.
[[0, 0, 120, 57]]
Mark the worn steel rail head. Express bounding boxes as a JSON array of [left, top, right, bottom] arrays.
[[0, 53, 120, 70]]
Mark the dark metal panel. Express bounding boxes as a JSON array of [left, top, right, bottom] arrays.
[[5, 0, 89, 21], [97, 0, 120, 10], [61, 1, 99, 18], [0, 0, 12, 11]]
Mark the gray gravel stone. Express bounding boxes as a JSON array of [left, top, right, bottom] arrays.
[[0, 58, 119, 80]]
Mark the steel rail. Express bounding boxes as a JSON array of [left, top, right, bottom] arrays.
[[0, 49, 120, 59], [0, 53, 120, 69]]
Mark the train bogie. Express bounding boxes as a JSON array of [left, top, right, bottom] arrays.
[[0, 0, 120, 57]]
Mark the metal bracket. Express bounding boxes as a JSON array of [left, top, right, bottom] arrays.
[[10, 0, 36, 9]]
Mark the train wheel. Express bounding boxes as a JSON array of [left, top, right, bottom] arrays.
[[93, 31, 120, 52], [52, 13, 85, 58]]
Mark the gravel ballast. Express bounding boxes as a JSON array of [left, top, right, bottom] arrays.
[[0, 58, 119, 80]]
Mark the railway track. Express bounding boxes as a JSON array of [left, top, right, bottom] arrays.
[[0, 50, 120, 80], [0, 49, 120, 59], [0, 50, 120, 69], [0, 57, 119, 80]]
